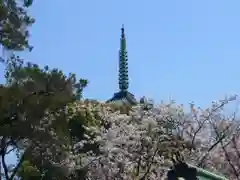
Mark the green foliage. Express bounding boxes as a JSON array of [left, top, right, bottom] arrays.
[[67, 101, 103, 155], [0, 55, 87, 136], [0, 56, 88, 179], [17, 160, 40, 180], [0, 0, 34, 51]]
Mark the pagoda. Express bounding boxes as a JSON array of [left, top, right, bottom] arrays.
[[106, 25, 137, 106]]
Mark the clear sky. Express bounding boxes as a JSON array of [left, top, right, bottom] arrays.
[[3, 0, 240, 107]]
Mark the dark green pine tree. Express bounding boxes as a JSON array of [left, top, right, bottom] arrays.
[[107, 25, 137, 106]]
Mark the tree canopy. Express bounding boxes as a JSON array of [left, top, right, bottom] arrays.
[[0, 0, 34, 51], [0, 55, 88, 179]]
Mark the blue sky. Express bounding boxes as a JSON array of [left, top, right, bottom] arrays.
[[3, 0, 240, 108]]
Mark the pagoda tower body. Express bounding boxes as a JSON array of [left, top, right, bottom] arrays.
[[106, 25, 137, 105]]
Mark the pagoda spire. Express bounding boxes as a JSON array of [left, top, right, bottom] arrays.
[[106, 25, 137, 106], [118, 24, 129, 91]]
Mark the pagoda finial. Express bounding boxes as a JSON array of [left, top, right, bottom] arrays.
[[118, 24, 129, 91], [121, 24, 125, 37]]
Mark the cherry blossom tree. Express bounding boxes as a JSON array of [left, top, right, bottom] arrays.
[[68, 96, 240, 179]]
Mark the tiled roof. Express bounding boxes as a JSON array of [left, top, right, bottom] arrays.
[[106, 91, 137, 105]]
